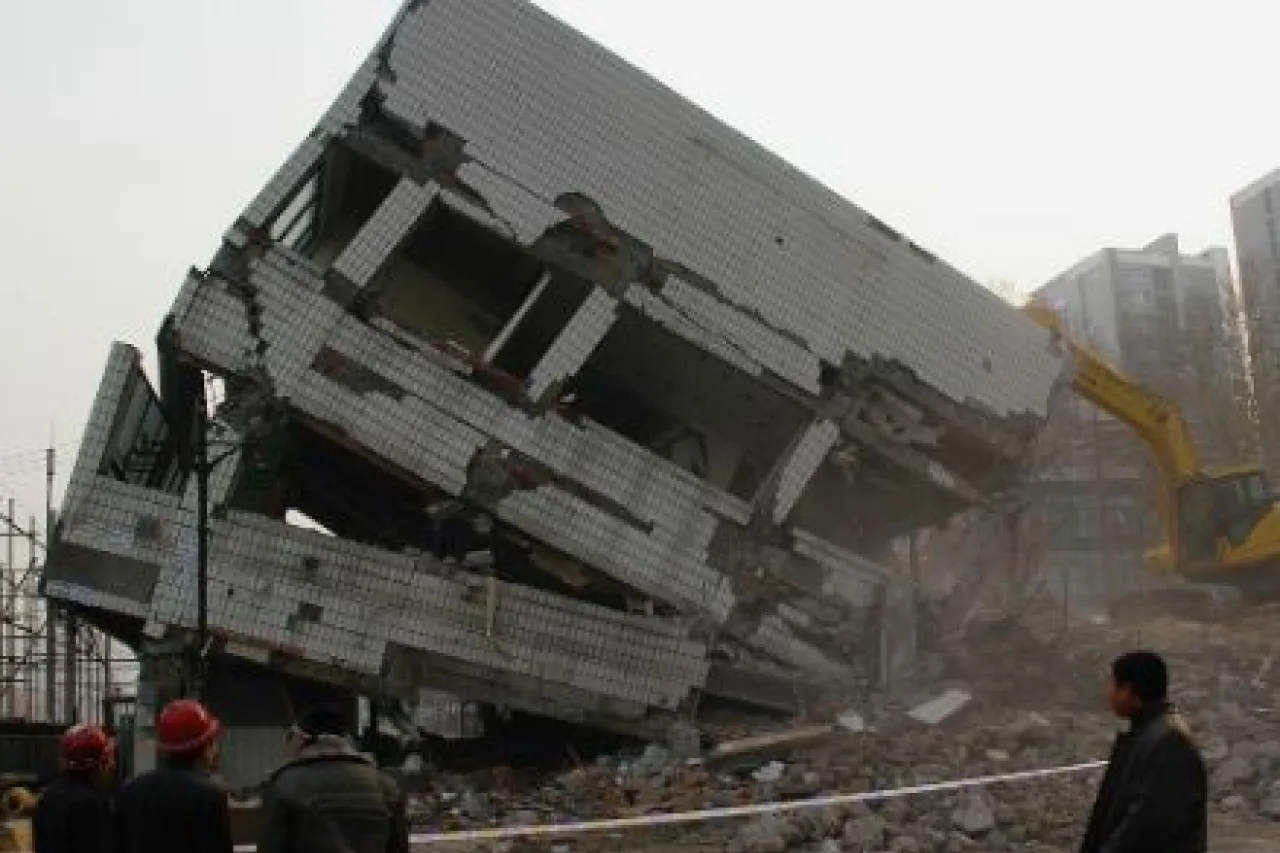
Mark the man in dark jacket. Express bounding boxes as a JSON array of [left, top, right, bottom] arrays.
[[116, 698, 233, 853], [1080, 650, 1207, 853], [33, 724, 117, 853], [258, 705, 410, 853]]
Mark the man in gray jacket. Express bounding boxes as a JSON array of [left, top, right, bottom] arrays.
[[258, 706, 410, 853]]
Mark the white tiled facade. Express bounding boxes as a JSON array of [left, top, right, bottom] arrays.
[[57, 348, 708, 717], [371, 0, 1061, 417]]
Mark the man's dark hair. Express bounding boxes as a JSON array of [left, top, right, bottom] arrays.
[[1112, 650, 1168, 703], [296, 705, 351, 738]]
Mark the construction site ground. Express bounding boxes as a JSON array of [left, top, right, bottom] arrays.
[[379, 602, 1280, 852], [1, 602, 1275, 852]]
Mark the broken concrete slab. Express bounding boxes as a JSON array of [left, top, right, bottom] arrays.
[[907, 688, 974, 726], [836, 710, 866, 733], [706, 725, 839, 767]]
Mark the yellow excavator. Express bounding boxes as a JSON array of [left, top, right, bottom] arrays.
[[1025, 300, 1280, 601]]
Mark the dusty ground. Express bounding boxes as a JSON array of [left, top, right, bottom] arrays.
[[1217, 816, 1280, 851], [404, 603, 1280, 852], [416, 821, 1280, 853]]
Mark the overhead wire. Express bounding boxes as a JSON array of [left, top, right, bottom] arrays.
[[0, 472, 51, 530], [0, 441, 77, 472]]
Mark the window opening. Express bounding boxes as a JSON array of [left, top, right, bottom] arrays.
[[364, 202, 545, 359], [100, 368, 185, 494], [565, 311, 807, 501], [306, 148, 401, 267]]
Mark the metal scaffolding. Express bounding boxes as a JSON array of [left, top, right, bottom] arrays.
[[0, 447, 135, 726]]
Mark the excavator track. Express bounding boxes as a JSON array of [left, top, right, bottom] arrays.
[[1106, 563, 1280, 623], [1109, 582, 1244, 623]]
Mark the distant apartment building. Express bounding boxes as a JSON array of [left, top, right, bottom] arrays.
[[1026, 235, 1249, 609], [1231, 169, 1280, 481], [1032, 234, 1245, 471]]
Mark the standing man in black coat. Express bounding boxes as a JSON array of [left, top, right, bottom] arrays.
[[1080, 650, 1207, 853], [258, 705, 410, 853], [33, 724, 117, 853], [115, 699, 233, 853]]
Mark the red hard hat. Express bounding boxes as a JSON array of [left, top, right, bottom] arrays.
[[156, 699, 221, 755], [60, 724, 114, 772]]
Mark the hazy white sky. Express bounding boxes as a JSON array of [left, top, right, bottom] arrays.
[[0, 0, 1277, 522]]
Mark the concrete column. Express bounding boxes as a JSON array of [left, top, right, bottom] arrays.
[[132, 645, 186, 778]]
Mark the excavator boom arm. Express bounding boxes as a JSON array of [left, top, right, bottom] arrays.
[[1026, 302, 1200, 480], [1065, 349, 1201, 478], [1025, 302, 1200, 553]]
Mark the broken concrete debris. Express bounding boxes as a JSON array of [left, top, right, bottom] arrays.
[[707, 726, 840, 768], [907, 688, 973, 726], [836, 710, 866, 733], [379, 609, 1280, 851], [951, 789, 997, 835], [43, 0, 1064, 786]]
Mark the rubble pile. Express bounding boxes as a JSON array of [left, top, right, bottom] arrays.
[[402, 606, 1280, 851], [405, 706, 1111, 852]]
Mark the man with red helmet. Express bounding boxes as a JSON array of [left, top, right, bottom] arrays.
[[32, 724, 116, 853], [115, 698, 233, 853]]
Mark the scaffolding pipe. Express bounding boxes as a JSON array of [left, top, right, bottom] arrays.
[[33, 517, 54, 721], [0, 477, 131, 725]]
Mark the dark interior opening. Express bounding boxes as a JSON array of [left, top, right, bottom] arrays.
[[489, 274, 593, 379], [412, 709, 640, 776], [279, 424, 637, 611], [100, 360, 186, 495], [203, 657, 355, 728], [304, 147, 402, 265], [566, 310, 808, 501], [365, 202, 546, 358], [790, 449, 967, 553], [280, 423, 448, 551]]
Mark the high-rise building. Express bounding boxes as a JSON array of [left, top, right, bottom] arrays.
[[1231, 169, 1280, 480], [1033, 234, 1245, 470]]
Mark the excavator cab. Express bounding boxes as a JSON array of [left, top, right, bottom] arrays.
[[1175, 469, 1276, 571]]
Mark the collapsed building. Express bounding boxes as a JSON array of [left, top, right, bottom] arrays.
[[41, 0, 1066, 785]]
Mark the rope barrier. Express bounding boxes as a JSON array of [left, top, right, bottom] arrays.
[[229, 758, 1107, 851]]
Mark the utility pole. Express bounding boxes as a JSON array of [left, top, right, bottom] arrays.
[[174, 380, 250, 699], [103, 637, 112, 707], [196, 401, 209, 690], [189, 385, 232, 698], [3, 497, 11, 719]]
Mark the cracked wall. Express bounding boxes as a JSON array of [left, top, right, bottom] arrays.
[[51, 347, 713, 736]]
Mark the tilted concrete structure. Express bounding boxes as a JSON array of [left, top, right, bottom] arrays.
[[44, 0, 1065, 763]]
